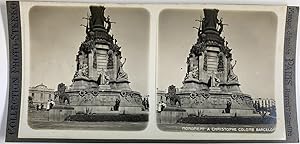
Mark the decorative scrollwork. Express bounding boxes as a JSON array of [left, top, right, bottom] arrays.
[[79, 90, 87, 97], [240, 95, 245, 100], [202, 93, 210, 99], [190, 92, 197, 99], [91, 91, 99, 96], [231, 94, 238, 100], [120, 91, 127, 97]]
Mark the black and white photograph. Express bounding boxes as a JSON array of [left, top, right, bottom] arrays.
[[157, 8, 279, 133], [3, 1, 298, 142], [27, 5, 150, 131]]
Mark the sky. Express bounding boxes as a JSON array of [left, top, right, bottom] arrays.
[[157, 9, 277, 99], [29, 6, 149, 95]]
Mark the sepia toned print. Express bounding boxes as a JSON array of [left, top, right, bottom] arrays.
[[157, 9, 278, 133], [8, 2, 295, 142], [27, 5, 150, 130]]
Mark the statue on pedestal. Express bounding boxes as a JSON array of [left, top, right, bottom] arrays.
[[74, 51, 89, 79], [116, 58, 129, 81], [185, 65, 199, 80], [208, 72, 220, 87], [185, 53, 199, 80], [217, 53, 225, 72], [227, 59, 239, 83], [104, 15, 116, 33], [203, 9, 219, 29], [217, 18, 228, 35], [97, 68, 110, 85], [89, 6, 106, 28], [167, 85, 181, 107], [55, 83, 70, 105]]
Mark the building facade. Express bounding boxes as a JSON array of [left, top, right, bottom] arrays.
[[29, 83, 55, 105]]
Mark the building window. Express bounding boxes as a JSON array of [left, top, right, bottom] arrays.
[[49, 94, 51, 100], [41, 93, 43, 101], [31, 93, 34, 97]]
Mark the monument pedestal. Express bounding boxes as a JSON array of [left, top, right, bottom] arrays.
[[99, 85, 111, 90], [181, 79, 208, 92], [115, 80, 132, 91], [49, 105, 75, 122], [67, 89, 143, 114], [157, 107, 187, 124], [209, 86, 221, 93], [226, 82, 242, 93], [55, 6, 145, 119], [69, 78, 98, 91]]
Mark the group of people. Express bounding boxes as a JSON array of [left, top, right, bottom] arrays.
[[142, 97, 149, 111], [157, 101, 167, 113], [36, 99, 55, 111]]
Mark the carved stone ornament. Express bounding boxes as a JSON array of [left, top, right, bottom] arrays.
[[91, 91, 99, 96], [231, 93, 238, 100], [227, 60, 239, 83], [202, 93, 210, 99], [185, 65, 199, 80], [120, 91, 128, 97], [79, 90, 88, 97], [98, 68, 110, 85], [203, 52, 208, 71], [217, 53, 224, 72], [107, 50, 114, 69], [190, 92, 198, 99], [116, 58, 129, 81]]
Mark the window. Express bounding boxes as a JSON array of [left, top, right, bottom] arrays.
[[31, 93, 34, 97], [49, 94, 51, 99], [41, 93, 43, 100]]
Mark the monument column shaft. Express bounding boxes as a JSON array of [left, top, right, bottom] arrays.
[[95, 44, 109, 75], [206, 51, 219, 74]]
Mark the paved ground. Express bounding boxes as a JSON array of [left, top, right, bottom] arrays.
[[28, 120, 148, 131]]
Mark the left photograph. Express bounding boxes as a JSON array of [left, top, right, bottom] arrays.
[[27, 5, 150, 130]]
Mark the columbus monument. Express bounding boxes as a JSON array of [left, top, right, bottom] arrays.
[[55, 6, 143, 114], [163, 9, 257, 117]]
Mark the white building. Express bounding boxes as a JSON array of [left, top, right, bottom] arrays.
[[29, 83, 55, 105]]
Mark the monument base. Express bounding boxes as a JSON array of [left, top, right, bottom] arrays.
[[180, 79, 208, 92], [209, 86, 221, 93], [49, 105, 75, 122], [157, 107, 187, 124], [67, 89, 144, 114], [176, 91, 256, 117], [69, 79, 98, 91], [115, 80, 132, 91], [226, 83, 242, 93]]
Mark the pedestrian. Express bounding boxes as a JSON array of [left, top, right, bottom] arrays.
[[157, 102, 162, 113], [145, 97, 149, 110], [50, 99, 55, 109], [161, 101, 166, 111], [46, 100, 50, 111], [41, 103, 44, 110]]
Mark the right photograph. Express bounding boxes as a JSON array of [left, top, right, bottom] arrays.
[[157, 8, 278, 132]]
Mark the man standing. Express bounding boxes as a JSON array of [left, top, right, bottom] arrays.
[[50, 99, 55, 109], [46, 100, 51, 111]]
